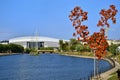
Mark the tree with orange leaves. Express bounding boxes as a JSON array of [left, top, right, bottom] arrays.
[[69, 5, 117, 59], [69, 5, 118, 79]]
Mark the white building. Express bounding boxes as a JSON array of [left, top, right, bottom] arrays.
[[9, 36, 60, 49], [107, 40, 120, 45]]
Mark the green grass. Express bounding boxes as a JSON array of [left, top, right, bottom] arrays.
[[30, 52, 39, 56], [117, 54, 120, 64], [58, 51, 94, 57], [108, 72, 119, 80]]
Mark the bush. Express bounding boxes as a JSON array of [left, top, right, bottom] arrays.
[[24, 48, 31, 53], [0, 44, 24, 53], [40, 47, 54, 50], [9, 44, 24, 53], [76, 44, 91, 52], [108, 44, 119, 56]]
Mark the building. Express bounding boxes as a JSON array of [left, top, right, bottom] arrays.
[[107, 39, 120, 45], [9, 36, 60, 49]]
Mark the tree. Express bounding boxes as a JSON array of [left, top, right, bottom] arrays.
[[69, 38, 79, 51], [0, 44, 24, 53], [109, 44, 119, 56], [25, 48, 31, 53], [76, 44, 91, 52], [69, 5, 118, 79], [70, 45, 76, 52], [64, 41, 70, 51], [59, 40, 63, 51], [9, 44, 24, 53], [69, 5, 117, 59], [70, 38, 78, 45]]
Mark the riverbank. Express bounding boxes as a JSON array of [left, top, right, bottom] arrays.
[[0, 53, 21, 56], [1, 52, 119, 80], [100, 61, 120, 80], [0, 53, 11, 56], [58, 52, 120, 80]]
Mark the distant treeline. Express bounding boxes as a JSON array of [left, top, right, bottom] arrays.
[[0, 44, 24, 53], [24, 47, 54, 53], [59, 38, 91, 52], [59, 38, 120, 56]]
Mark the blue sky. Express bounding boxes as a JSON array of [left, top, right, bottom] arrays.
[[0, 0, 120, 40]]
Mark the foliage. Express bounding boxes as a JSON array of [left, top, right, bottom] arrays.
[[69, 5, 118, 59], [76, 44, 91, 52], [0, 43, 24, 53], [62, 42, 69, 51], [70, 38, 79, 51], [9, 44, 24, 53], [117, 54, 120, 64], [59, 40, 63, 51], [0, 44, 10, 53], [24, 48, 31, 53], [40, 47, 54, 50], [70, 38, 79, 45], [108, 72, 119, 80], [70, 45, 76, 51], [108, 44, 119, 56], [59, 40, 70, 52], [59, 38, 91, 52]]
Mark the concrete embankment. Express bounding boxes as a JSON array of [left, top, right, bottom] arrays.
[[100, 61, 120, 80], [60, 54, 95, 59], [91, 57, 120, 80], [60, 54, 120, 80]]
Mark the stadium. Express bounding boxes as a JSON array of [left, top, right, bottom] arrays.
[[9, 36, 60, 49]]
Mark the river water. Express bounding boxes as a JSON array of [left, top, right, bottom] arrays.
[[0, 54, 112, 80]]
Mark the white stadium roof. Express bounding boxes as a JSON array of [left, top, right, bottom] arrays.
[[9, 36, 60, 43]]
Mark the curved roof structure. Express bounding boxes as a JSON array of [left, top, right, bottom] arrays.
[[9, 36, 60, 43]]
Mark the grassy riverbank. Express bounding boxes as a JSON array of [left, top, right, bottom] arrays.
[[108, 72, 119, 80], [58, 51, 94, 57]]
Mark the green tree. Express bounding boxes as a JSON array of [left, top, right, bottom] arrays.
[[0, 44, 24, 53], [70, 45, 76, 51], [62, 41, 69, 51], [0, 44, 4, 53], [59, 40, 63, 51], [9, 44, 24, 53], [69, 38, 79, 51], [70, 38, 78, 45], [25, 48, 31, 53], [108, 44, 119, 56], [76, 43, 91, 52]]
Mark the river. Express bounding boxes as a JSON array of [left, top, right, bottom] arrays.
[[0, 54, 112, 80]]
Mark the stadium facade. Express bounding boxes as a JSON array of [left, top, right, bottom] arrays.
[[9, 36, 60, 49]]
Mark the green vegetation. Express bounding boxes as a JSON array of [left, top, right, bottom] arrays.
[[107, 43, 120, 64], [108, 72, 119, 80], [24, 48, 38, 53], [24, 48, 31, 53], [9, 44, 24, 53], [25, 48, 38, 56], [58, 38, 120, 78], [117, 54, 120, 64], [24, 47, 54, 56], [39, 47, 54, 50], [59, 38, 91, 52], [59, 40, 64, 52], [0, 44, 24, 53], [108, 43, 120, 56]]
